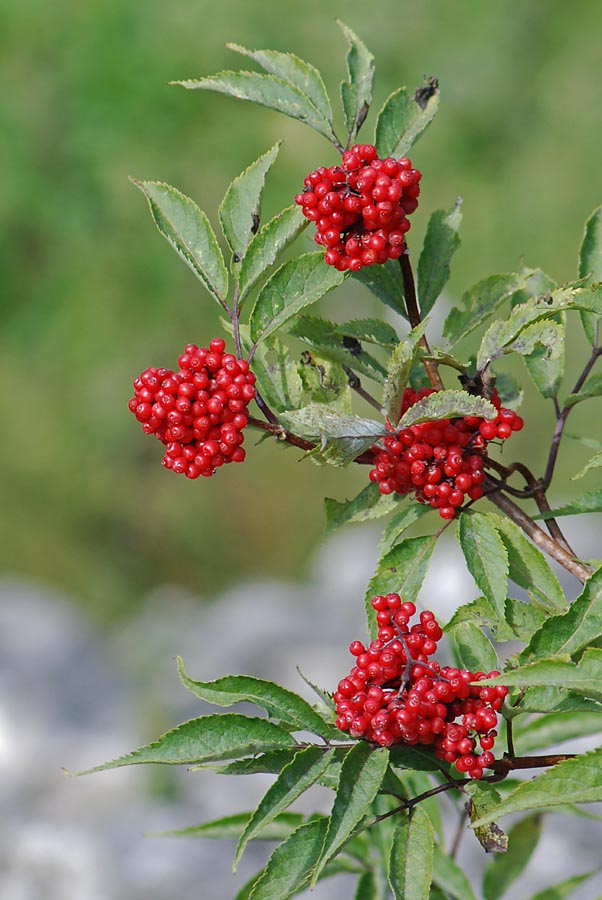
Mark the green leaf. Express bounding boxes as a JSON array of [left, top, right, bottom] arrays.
[[578, 206, 602, 343], [457, 511, 508, 621], [77, 713, 295, 775], [513, 686, 602, 716], [398, 770, 444, 842], [504, 598, 547, 643], [375, 81, 440, 160], [491, 515, 566, 613], [297, 351, 352, 413], [249, 816, 328, 900], [433, 847, 478, 900], [397, 389, 496, 429], [354, 872, 378, 900], [158, 811, 304, 841], [353, 258, 407, 318], [443, 273, 525, 347], [383, 324, 429, 425], [238, 205, 307, 303], [537, 490, 602, 516], [508, 320, 564, 359], [176, 70, 338, 144], [527, 870, 598, 900], [132, 180, 228, 307], [249, 252, 346, 345], [311, 744, 390, 884], [572, 450, 602, 480], [365, 536, 436, 636], [482, 815, 543, 900], [417, 200, 462, 317], [226, 44, 334, 126], [449, 622, 498, 674], [280, 405, 388, 467], [219, 143, 281, 265], [465, 782, 508, 853], [248, 335, 303, 415], [565, 374, 602, 408], [388, 743, 450, 773], [388, 807, 434, 900], [521, 567, 602, 661], [210, 749, 298, 777], [471, 747, 602, 826], [379, 504, 432, 555], [523, 323, 565, 400], [324, 483, 400, 538], [483, 650, 602, 703], [337, 20, 374, 141], [337, 318, 400, 347], [177, 660, 337, 738], [514, 711, 602, 755], [235, 746, 335, 869], [289, 315, 387, 383]]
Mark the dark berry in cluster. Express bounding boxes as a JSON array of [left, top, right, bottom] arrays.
[[128, 339, 256, 478], [369, 387, 523, 519], [334, 594, 508, 779], [294, 144, 421, 272]]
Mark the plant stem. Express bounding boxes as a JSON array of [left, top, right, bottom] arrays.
[[399, 253, 444, 391], [343, 366, 386, 415], [491, 752, 577, 778]]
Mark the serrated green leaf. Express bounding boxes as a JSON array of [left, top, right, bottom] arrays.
[[527, 869, 598, 900], [249, 816, 328, 900], [388, 743, 450, 773], [433, 847, 478, 900], [572, 450, 602, 480], [566, 374, 602, 409], [472, 748, 602, 826], [450, 622, 498, 674], [238, 205, 307, 303], [280, 405, 387, 467], [443, 273, 525, 347], [338, 20, 374, 141], [132, 179, 228, 306], [176, 70, 338, 144], [445, 596, 504, 633], [389, 807, 434, 900], [177, 659, 337, 738], [235, 746, 334, 869], [482, 815, 543, 900], [324, 483, 400, 538], [398, 770, 443, 842], [465, 782, 508, 853], [509, 319, 564, 359], [397, 390, 496, 429], [524, 325, 566, 400], [537, 490, 602, 516], [219, 143, 281, 265], [249, 335, 303, 415], [521, 567, 602, 661], [77, 713, 295, 775], [353, 258, 407, 317], [504, 598, 546, 643], [289, 315, 387, 383], [298, 351, 352, 413], [158, 811, 304, 841], [383, 323, 429, 425], [210, 749, 298, 777], [338, 318, 400, 347], [312, 744, 390, 884], [458, 511, 508, 621], [354, 872, 378, 900], [379, 504, 432, 555], [578, 206, 602, 344], [513, 686, 602, 716], [226, 44, 334, 126], [249, 252, 346, 345], [490, 515, 566, 613], [375, 81, 440, 160], [514, 711, 602, 755], [487, 650, 602, 702], [417, 200, 462, 318], [365, 535, 436, 637]]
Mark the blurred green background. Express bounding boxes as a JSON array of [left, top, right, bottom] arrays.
[[2, 0, 602, 621]]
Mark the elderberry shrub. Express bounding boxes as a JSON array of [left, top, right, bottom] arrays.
[[369, 387, 523, 519], [128, 339, 256, 479], [335, 594, 508, 780], [295, 143, 421, 271]]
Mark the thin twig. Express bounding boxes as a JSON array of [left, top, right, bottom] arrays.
[[343, 366, 385, 415], [450, 809, 468, 860]]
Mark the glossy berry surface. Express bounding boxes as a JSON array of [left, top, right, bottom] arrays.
[[294, 144, 421, 271], [369, 387, 523, 519], [334, 594, 507, 779], [128, 340, 256, 478]]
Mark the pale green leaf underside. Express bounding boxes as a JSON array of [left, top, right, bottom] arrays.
[[397, 390, 496, 429], [238, 204, 307, 302], [159, 810, 303, 841], [337, 19, 374, 140], [280, 405, 388, 467], [417, 199, 462, 318]]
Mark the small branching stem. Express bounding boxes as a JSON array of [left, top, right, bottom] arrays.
[[399, 253, 444, 391], [343, 366, 386, 415]]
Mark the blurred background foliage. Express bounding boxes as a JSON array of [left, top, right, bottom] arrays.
[[2, 0, 602, 621]]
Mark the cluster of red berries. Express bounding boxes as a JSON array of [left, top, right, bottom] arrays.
[[128, 339, 256, 478], [294, 144, 421, 272], [369, 387, 524, 519], [334, 594, 508, 779]]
